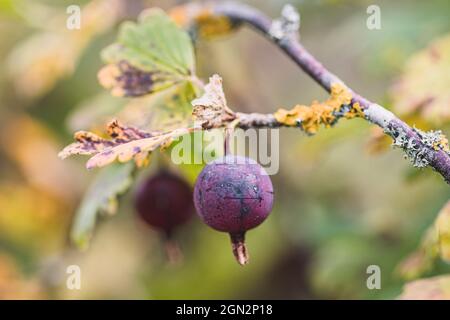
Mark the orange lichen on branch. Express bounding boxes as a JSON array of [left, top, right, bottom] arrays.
[[327, 83, 353, 109], [274, 83, 363, 134], [431, 132, 450, 152], [274, 103, 334, 134], [344, 102, 363, 119], [194, 10, 236, 39], [412, 127, 450, 155], [169, 4, 238, 39]]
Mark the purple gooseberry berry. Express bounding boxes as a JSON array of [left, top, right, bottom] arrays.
[[193, 155, 274, 265], [135, 171, 194, 232], [135, 171, 194, 263]]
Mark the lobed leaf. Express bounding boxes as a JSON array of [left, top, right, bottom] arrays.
[[99, 8, 196, 97], [71, 162, 135, 249], [396, 200, 450, 280], [59, 118, 196, 169], [63, 8, 205, 171], [58, 120, 152, 160], [396, 227, 439, 280], [60, 74, 252, 169], [85, 127, 193, 169]]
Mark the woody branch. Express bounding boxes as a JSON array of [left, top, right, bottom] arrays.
[[181, 1, 450, 184]]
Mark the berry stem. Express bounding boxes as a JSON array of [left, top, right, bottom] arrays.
[[223, 127, 233, 156], [229, 232, 249, 265], [163, 233, 183, 265]]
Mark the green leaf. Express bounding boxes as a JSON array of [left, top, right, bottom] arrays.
[[67, 92, 127, 131], [99, 8, 195, 97], [116, 80, 199, 131], [70, 163, 135, 249]]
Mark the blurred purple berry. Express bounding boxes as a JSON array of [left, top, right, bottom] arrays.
[[135, 171, 194, 235]]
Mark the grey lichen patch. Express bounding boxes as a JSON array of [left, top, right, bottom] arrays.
[[384, 124, 433, 168], [269, 4, 300, 41], [385, 123, 450, 169], [413, 127, 450, 154]]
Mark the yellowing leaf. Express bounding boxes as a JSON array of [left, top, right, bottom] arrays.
[[396, 251, 434, 281], [98, 61, 181, 98], [61, 75, 205, 169], [64, 8, 204, 170], [399, 275, 450, 300], [397, 201, 450, 280], [436, 200, 450, 262], [7, 0, 124, 99], [59, 120, 152, 160], [99, 8, 195, 97], [59, 131, 115, 159], [396, 227, 439, 280], [85, 127, 192, 169], [391, 34, 450, 125], [70, 79, 199, 136], [59, 118, 196, 169]]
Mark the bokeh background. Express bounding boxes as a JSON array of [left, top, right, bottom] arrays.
[[0, 0, 449, 299]]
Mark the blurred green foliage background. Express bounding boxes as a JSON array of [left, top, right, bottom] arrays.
[[0, 0, 449, 299]]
